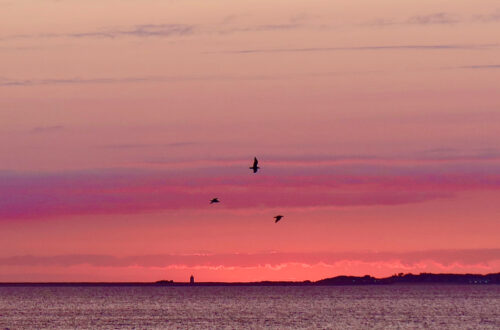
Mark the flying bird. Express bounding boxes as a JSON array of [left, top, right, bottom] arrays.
[[210, 198, 220, 204], [250, 157, 260, 173], [274, 215, 284, 223]]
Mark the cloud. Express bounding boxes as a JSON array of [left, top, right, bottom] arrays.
[[402, 12, 461, 25], [0, 76, 199, 87], [0, 70, 380, 87], [473, 10, 500, 23], [363, 13, 459, 27], [405, 13, 459, 25], [458, 65, 500, 69], [2, 157, 500, 220], [0, 75, 261, 87], [1, 249, 498, 269], [73, 24, 195, 38], [218, 23, 300, 34], [213, 43, 499, 54], [0, 21, 304, 42], [2, 10, 499, 45], [1, 24, 195, 41], [365, 11, 500, 27], [415, 147, 500, 162], [0, 171, 449, 220]]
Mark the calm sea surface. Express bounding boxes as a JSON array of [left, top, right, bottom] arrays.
[[1, 285, 499, 329]]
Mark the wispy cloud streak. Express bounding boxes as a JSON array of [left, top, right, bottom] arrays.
[[0, 22, 303, 41], [0, 76, 203, 87], [406, 12, 459, 25], [213, 43, 500, 54], [366, 11, 500, 26], [458, 64, 500, 69], [366, 12, 460, 26], [1, 249, 498, 269], [0, 70, 381, 87], [473, 10, 500, 23], [218, 23, 301, 34], [1, 24, 195, 41]]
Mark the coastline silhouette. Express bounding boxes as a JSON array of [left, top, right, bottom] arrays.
[[2, 272, 498, 286], [153, 272, 500, 286]]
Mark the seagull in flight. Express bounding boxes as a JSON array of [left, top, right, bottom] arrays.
[[274, 215, 284, 223], [210, 198, 220, 204], [250, 157, 260, 173]]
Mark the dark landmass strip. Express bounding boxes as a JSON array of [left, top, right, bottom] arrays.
[[315, 273, 499, 285], [1, 273, 499, 286]]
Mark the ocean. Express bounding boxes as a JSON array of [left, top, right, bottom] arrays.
[[1, 285, 499, 329]]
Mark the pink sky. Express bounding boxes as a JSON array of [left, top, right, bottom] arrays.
[[1, 0, 500, 282]]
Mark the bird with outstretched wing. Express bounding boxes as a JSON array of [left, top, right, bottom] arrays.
[[274, 215, 284, 223], [249, 157, 260, 173]]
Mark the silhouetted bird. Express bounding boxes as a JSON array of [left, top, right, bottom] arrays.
[[274, 215, 284, 223], [210, 198, 220, 204], [250, 157, 260, 173]]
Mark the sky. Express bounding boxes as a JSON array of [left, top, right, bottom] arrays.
[[1, 0, 500, 282]]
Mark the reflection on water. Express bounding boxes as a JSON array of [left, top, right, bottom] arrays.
[[1, 285, 499, 329]]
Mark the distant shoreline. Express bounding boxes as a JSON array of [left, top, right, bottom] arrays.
[[1, 272, 499, 286]]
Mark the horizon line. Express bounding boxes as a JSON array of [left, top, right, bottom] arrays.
[[1, 272, 499, 286]]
